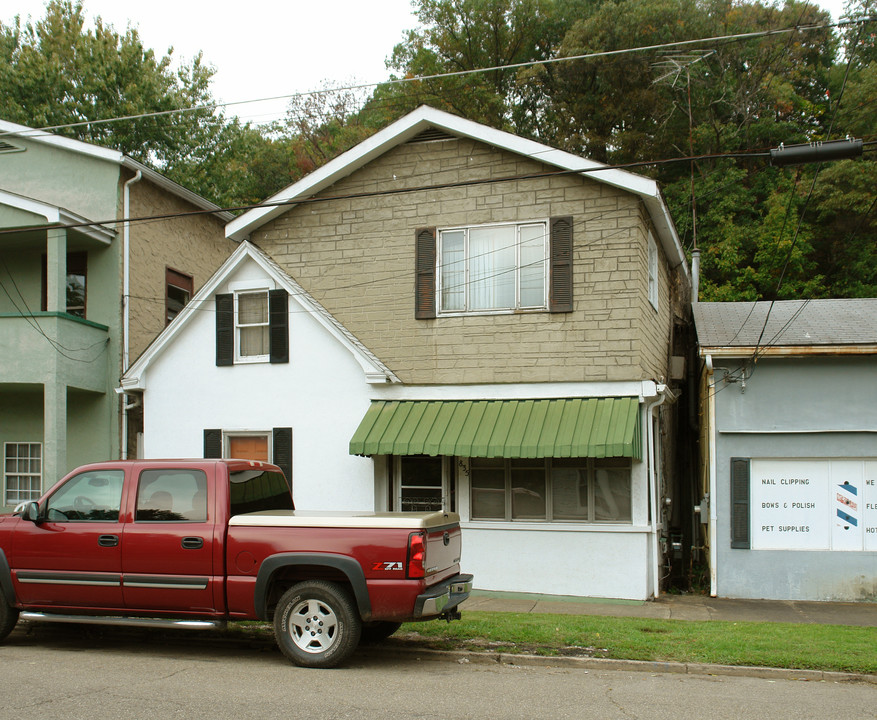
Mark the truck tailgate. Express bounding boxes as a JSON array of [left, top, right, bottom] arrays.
[[423, 522, 462, 581]]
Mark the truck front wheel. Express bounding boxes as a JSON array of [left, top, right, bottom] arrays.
[[0, 587, 19, 642], [273, 581, 361, 668]]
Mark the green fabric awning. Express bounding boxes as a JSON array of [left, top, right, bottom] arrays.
[[349, 398, 642, 460]]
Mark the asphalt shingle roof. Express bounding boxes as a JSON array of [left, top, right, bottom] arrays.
[[692, 299, 877, 348]]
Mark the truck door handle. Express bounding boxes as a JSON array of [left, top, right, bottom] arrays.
[[181, 537, 204, 549], [98, 535, 119, 547]]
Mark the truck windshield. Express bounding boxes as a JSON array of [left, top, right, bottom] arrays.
[[229, 470, 294, 515]]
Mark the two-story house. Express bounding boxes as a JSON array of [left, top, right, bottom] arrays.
[[121, 106, 691, 599], [0, 120, 235, 510]]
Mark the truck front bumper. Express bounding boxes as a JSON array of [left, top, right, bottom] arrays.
[[413, 573, 473, 618]]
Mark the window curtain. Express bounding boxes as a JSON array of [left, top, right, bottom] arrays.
[[470, 225, 515, 310], [238, 292, 269, 356]]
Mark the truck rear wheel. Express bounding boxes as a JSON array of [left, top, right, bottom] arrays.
[[273, 581, 361, 668], [0, 587, 19, 642]]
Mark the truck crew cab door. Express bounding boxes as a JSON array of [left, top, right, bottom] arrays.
[[11, 468, 126, 609], [121, 465, 218, 613]]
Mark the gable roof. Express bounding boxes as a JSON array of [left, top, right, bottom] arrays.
[[225, 106, 687, 277], [120, 240, 399, 390], [693, 299, 877, 354], [0, 119, 234, 222]]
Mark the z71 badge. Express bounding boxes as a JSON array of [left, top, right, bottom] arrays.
[[372, 561, 403, 571]]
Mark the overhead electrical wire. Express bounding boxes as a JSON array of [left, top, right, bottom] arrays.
[[746, 18, 866, 365], [0, 16, 872, 141], [2, 14, 872, 366], [0, 146, 784, 239]]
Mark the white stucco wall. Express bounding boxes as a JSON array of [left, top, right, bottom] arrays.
[[461, 526, 652, 599], [133, 253, 665, 599], [138, 258, 377, 511]]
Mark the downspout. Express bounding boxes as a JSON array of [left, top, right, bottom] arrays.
[[705, 355, 718, 597], [121, 170, 142, 459], [645, 384, 670, 599], [691, 248, 700, 303]]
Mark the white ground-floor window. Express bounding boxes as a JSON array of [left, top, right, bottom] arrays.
[[469, 457, 632, 523], [225, 432, 271, 462], [393, 455, 451, 512], [389, 454, 632, 522], [4, 442, 42, 505]]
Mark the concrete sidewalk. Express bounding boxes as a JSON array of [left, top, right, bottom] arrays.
[[461, 590, 877, 627]]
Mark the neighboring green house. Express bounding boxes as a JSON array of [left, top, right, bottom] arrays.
[[0, 120, 236, 509]]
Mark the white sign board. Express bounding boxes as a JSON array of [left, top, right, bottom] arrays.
[[751, 459, 877, 552], [865, 461, 877, 552]]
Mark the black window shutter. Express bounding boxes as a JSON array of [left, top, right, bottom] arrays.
[[215, 293, 234, 366], [730, 457, 751, 549], [549, 216, 573, 313], [414, 227, 437, 319], [273, 427, 293, 489], [204, 429, 222, 458], [269, 289, 289, 364]]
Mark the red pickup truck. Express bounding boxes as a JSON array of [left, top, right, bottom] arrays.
[[0, 459, 472, 668]]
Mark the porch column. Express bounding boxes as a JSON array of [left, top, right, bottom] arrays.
[[43, 381, 67, 492], [45, 226, 67, 312]]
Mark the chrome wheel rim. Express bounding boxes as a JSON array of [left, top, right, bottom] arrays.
[[288, 598, 339, 654]]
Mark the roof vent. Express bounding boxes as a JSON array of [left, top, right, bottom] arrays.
[[407, 127, 456, 144], [0, 139, 25, 155]]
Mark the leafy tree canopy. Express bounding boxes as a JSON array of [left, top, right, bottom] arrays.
[[0, 1, 222, 166], [2, 0, 873, 299]]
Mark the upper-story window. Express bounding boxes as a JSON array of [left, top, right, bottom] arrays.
[[41, 251, 87, 318], [415, 216, 573, 319], [215, 286, 288, 366], [647, 232, 658, 311], [236, 290, 270, 361], [166, 268, 193, 325], [438, 221, 548, 314]]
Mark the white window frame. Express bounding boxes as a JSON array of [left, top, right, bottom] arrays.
[[468, 457, 633, 524], [223, 431, 273, 462], [393, 455, 450, 512], [4, 442, 42, 506], [227, 280, 273, 364], [648, 232, 659, 311], [437, 220, 549, 316]]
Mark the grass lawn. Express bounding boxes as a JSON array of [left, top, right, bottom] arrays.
[[399, 612, 877, 674]]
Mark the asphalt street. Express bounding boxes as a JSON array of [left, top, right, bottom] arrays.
[[1, 623, 874, 720]]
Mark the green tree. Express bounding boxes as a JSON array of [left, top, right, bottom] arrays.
[[375, 0, 597, 136], [0, 1, 225, 170]]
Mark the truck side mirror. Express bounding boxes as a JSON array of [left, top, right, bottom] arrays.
[[22, 502, 42, 523]]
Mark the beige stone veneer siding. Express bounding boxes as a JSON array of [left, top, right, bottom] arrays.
[[125, 172, 236, 363], [252, 136, 683, 385]]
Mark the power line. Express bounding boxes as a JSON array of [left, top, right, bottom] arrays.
[[0, 147, 779, 239], [748, 18, 866, 362], [1, 17, 871, 141]]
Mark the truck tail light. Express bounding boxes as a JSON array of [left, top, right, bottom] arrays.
[[407, 531, 425, 578]]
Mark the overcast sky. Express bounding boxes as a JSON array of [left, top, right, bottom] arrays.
[[7, 0, 851, 127]]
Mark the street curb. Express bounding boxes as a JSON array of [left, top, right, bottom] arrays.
[[15, 622, 876, 684], [363, 642, 877, 685]]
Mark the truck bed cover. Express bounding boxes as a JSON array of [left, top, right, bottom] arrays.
[[229, 510, 460, 530]]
